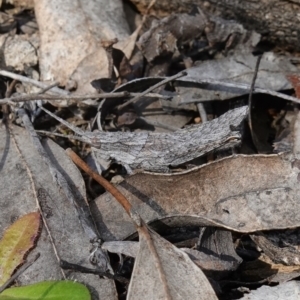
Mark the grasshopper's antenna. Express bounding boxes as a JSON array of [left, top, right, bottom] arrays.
[[39, 105, 87, 138], [36, 130, 91, 144]]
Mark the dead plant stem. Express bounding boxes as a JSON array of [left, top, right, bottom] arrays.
[[66, 148, 132, 214], [0, 69, 68, 95], [117, 71, 187, 110], [0, 92, 169, 105]]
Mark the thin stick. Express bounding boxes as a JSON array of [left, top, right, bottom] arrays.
[[117, 71, 187, 110], [0, 70, 68, 95], [36, 130, 88, 144], [248, 55, 262, 151], [38, 81, 59, 94], [2, 79, 17, 123], [60, 260, 129, 283], [144, 0, 156, 14], [0, 92, 169, 105], [197, 103, 208, 122], [5, 79, 17, 98], [66, 148, 132, 215], [1, 68, 300, 105], [184, 77, 300, 104], [39, 106, 87, 137]]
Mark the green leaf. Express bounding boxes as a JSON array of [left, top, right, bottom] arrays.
[[0, 281, 91, 300], [0, 212, 41, 285]]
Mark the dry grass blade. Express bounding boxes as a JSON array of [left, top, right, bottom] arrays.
[[66, 149, 218, 299]]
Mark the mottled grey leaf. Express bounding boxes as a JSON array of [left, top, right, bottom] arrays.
[[0, 124, 117, 299]]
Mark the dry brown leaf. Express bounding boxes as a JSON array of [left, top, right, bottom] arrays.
[[176, 52, 298, 104], [137, 13, 206, 62], [127, 222, 218, 300], [114, 25, 141, 60], [68, 48, 111, 96], [35, 0, 130, 95], [93, 153, 298, 240]]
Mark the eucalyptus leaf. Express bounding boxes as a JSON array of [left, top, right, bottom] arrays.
[[0, 281, 90, 300]]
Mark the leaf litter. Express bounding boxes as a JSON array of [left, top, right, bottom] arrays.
[[0, 0, 300, 299], [67, 148, 218, 300]]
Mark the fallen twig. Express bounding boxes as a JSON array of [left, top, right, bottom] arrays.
[[0, 91, 170, 105], [197, 103, 208, 123], [182, 77, 300, 104], [60, 259, 129, 283], [66, 148, 133, 215], [38, 81, 60, 94], [0, 69, 68, 95], [248, 55, 262, 152], [117, 71, 187, 110]]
